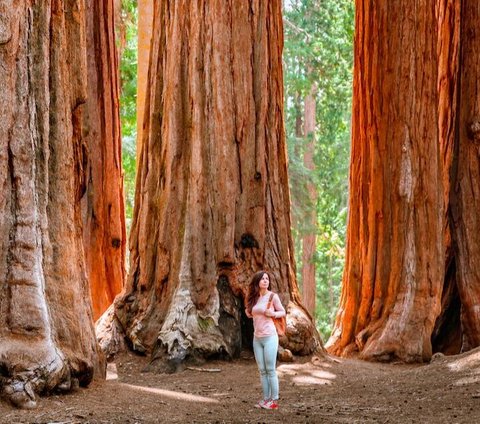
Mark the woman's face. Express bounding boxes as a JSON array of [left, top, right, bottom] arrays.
[[259, 273, 270, 290]]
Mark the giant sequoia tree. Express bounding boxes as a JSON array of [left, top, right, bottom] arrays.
[[0, 0, 102, 407], [327, 0, 480, 362], [82, 0, 126, 320], [102, 0, 321, 367]]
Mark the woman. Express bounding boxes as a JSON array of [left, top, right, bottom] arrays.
[[245, 270, 286, 410]]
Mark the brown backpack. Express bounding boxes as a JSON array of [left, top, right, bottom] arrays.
[[267, 293, 286, 336]]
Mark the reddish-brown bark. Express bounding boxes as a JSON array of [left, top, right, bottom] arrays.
[[327, 0, 446, 362], [450, 0, 480, 352], [0, 0, 102, 407], [102, 0, 321, 367], [82, 0, 126, 320], [431, 0, 461, 355], [328, 0, 480, 362]]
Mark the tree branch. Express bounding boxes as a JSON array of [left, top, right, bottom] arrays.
[[283, 18, 312, 41]]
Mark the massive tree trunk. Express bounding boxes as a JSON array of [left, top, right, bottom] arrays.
[[103, 0, 321, 368], [0, 0, 102, 407], [327, 1, 446, 362], [301, 87, 317, 318], [327, 0, 480, 362], [82, 0, 126, 320], [450, 0, 480, 352], [136, 0, 154, 159]]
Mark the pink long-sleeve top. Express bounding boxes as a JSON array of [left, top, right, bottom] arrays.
[[251, 291, 286, 338]]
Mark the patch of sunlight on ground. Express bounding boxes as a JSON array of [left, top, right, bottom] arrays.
[[453, 375, 480, 386], [106, 363, 118, 380], [120, 383, 220, 404], [106, 363, 219, 403], [277, 363, 337, 386]]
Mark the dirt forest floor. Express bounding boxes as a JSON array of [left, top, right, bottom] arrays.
[[2, 348, 480, 424]]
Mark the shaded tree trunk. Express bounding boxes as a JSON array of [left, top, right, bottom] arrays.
[[104, 0, 321, 368], [0, 0, 102, 407], [136, 0, 154, 159], [450, 0, 480, 352], [430, 0, 461, 355], [327, 0, 447, 362], [301, 87, 317, 318], [82, 0, 126, 320]]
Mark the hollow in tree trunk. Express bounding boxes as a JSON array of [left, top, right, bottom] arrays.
[[0, 0, 103, 408]]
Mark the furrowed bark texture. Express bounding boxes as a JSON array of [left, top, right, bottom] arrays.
[[328, 0, 480, 361], [431, 0, 461, 355], [327, 0, 446, 362], [450, 0, 480, 352], [83, 0, 126, 320], [0, 0, 102, 407], [109, 0, 321, 366]]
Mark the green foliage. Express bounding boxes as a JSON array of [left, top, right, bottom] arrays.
[[118, 0, 138, 225], [284, 0, 354, 340]]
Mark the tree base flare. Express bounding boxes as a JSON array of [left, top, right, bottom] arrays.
[[0, 339, 88, 408], [96, 304, 128, 361], [98, 296, 322, 370], [283, 303, 322, 355]]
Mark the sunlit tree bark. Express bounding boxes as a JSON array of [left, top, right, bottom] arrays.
[[327, 0, 449, 362], [0, 0, 102, 407], [327, 0, 480, 362]]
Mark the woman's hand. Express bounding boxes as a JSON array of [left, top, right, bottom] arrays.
[[264, 309, 275, 317]]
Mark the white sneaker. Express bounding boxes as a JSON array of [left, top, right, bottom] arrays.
[[254, 399, 269, 409]]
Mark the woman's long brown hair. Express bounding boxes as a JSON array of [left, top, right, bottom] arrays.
[[246, 270, 270, 314]]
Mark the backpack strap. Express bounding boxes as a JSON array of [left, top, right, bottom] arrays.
[[266, 292, 275, 309]]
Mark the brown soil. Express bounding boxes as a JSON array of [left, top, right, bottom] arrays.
[[2, 348, 480, 424]]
